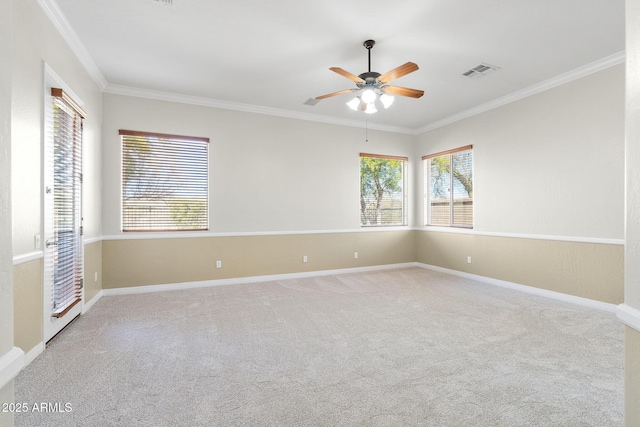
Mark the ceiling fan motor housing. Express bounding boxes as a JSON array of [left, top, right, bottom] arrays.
[[357, 71, 381, 87]]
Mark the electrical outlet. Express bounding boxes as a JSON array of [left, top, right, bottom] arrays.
[[467, 256, 472, 264], [303, 255, 308, 263], [34, 235, 41, 250], [354, 252, 359, 259], [216, 260, 222, 268]]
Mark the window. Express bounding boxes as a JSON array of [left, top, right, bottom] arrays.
[[423, 145, 473, 227], [120, 130, 209, 231], [360, 153, 408, 226]]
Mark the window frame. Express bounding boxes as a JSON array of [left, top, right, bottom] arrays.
[[423, 145, 473, 228], [359, 152, 409, 227], [120, 129, 210, 232]]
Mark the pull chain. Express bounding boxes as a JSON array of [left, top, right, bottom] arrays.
[[365, 115, 369, 143]]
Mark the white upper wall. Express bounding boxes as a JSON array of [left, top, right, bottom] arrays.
[[626, 0, 640, 309], [415, 64, 625, 240], [103, 65, 624, 239], [1, 0, 14, 357], [102, 94, 417, 235], [11, 0, 103, 256]]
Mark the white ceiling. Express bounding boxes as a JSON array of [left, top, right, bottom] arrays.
[[52, 0, 625, 133]]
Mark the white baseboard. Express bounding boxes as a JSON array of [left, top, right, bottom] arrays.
[[24, 343, 44, 367], [417, 263, 617, 313], [0, 347, 25, 390], [82, 290, 103, 314], [102, 262, 418, 296], [100, 261, 617, 315], [617, 304, 640, 332]]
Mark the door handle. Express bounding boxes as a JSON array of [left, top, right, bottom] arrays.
[[46, 240, 58, 248]]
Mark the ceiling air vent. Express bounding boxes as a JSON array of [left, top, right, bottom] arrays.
[[151, 0, 173, 5], [462, 63, 500, 79]]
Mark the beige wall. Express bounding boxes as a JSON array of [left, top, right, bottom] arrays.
[[84, 241, 102, 303], [417, 231, 623, 304], [13, 260, 43, 355], [0, 383, 12, 427], [103, 231, 415, 288], [626, 328, 640, 425]]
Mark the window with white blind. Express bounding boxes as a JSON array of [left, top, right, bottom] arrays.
[[423, 145, 473, 228], [120, 130, 209, 231], [360, 153, 408, 226]]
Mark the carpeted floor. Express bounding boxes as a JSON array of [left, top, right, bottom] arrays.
[[14, 267, 623, 426]]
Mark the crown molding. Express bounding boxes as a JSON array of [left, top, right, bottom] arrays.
[[36, 0, 108, 90], [104, 48, 625, 137], [103, 84, 416, 135], [415, 50, 626, 135]]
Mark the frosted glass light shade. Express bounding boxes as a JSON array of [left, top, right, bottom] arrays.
[[364, 103, 377, 114], [380, 93, 395, 108], [346, 97, 360, 111], [361, 88, 376, 104]]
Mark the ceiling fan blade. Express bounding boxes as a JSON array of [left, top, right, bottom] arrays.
[[383, 85, 424, 98], [330, 67, 365, 83], [378, 62, 419, 83], [315, 88, 356, 100]]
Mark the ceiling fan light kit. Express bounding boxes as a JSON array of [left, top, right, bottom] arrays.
[[314, 39, 424, 115]]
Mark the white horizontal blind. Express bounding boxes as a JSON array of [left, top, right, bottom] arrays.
[[423, 146, 473, 228], [360, 153, 408, 226], [51, 90, 84, 317], [121, 130, 209, 231]]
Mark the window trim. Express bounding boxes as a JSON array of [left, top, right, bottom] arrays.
[[51, 88, 87, 118], [118, 129, 209, 143], [359, 152, 409, 227], [421, 144, 472, 161]]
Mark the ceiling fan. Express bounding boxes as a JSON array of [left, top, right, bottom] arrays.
[[311, 40, 424, 114]]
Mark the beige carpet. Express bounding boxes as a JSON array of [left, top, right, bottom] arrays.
[[15, 267, 623, 426]]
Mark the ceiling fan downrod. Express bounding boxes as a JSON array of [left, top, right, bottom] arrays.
[[363, 39, 375, 73], [359, 40, 380, 84]]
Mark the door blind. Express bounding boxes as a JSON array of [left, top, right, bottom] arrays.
[[50, 89, 85, 317]]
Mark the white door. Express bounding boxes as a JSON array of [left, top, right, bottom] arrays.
[[43, 82, 85, 343]]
